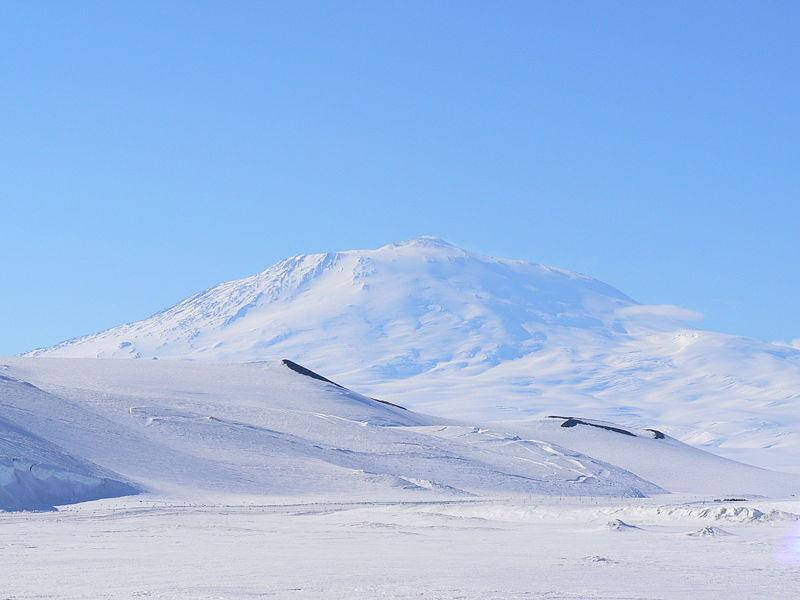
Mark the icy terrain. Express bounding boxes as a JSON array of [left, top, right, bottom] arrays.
[[8, 239, 798, 598], [0, 383, 137, 510], [2, 495, 799, 599], [2, 358, 799, 598], [1, 358, 664, 505], [27, 237, 800, 470], [2, 357, 798, 506]]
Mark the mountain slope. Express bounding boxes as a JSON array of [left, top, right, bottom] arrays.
[[25, 237, 800, 469], [4, 357, 797, 506], [491, 417, 797, 497], [1, 358, 672, 502]]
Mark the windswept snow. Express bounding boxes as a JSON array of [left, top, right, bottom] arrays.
[[2, 495, 798, 599], [0, 376, 138, 511], [24, 237, 800, 470], [493, 417, 800, 497], [0, 357, 670, 505], [1, 357, 797, 512], [1, 354, 798, 599]]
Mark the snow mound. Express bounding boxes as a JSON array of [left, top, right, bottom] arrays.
[[667, 505, 799, 523], [607, 518, 640, 531], [688, 526, 732, 537]]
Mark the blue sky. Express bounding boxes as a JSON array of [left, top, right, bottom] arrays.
[[1, 1, 798, 354]]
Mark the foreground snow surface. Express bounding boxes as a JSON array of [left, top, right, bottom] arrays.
[[2, 496, 799, 599]]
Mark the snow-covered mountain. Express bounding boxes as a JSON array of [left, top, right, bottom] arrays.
[[26, 237, 800, 470], [29, 237, 641, 368]]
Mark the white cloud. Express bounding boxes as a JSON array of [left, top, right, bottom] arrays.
[[773, 338, 800, 349], [616, 304, 704, 323]]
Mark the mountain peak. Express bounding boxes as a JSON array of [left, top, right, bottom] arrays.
[[28, 238, 638, 371], [393, 236, 458, 249], [376, 236, 468, 257]]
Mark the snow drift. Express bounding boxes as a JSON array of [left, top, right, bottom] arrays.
[[0, 376, 138, 510], [0, 358, 666, 502], [495, 416, 799, 497], [1, 357, 797, 510]]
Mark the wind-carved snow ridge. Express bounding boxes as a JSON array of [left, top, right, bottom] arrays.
[[0, 412, 139, 511], [280, 358, 409, 411], [0, 456, 138, 512], [23, 237, 800, 471]]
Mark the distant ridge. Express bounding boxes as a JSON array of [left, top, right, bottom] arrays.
[[281, 359, 407, 410]]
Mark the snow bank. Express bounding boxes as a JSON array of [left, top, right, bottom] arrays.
[[0, 456, 137, 511], [0, 403, 138, 511]]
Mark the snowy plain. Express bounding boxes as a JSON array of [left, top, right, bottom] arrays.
[[3, 495, 800, 600]]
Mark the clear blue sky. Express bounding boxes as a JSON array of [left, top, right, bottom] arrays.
[[1, 1, 798, 355]]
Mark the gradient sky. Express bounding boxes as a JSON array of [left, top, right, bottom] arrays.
[[1, 1, 798, 355]]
